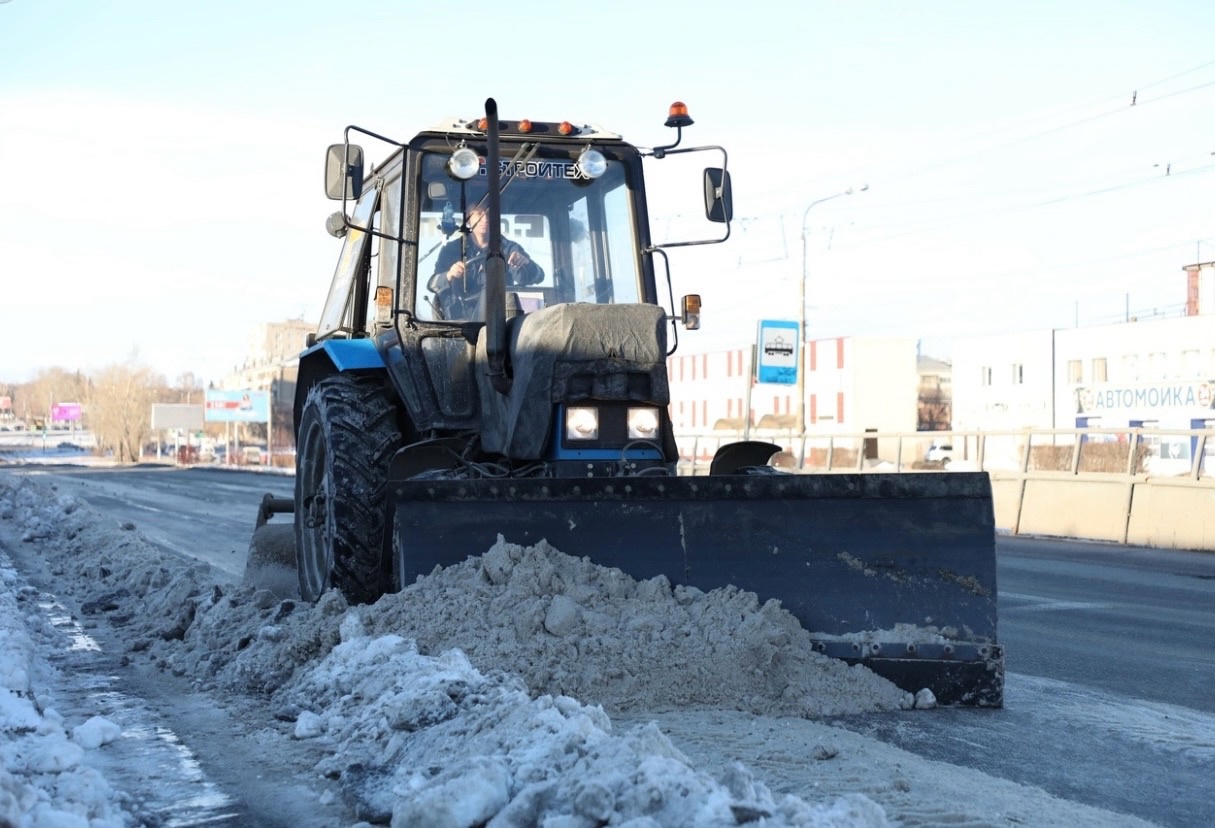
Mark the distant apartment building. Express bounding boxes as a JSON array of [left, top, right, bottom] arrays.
[[917, 355, 952, 431], [220, 319, 313, 449], [220, 319, 312, 393]]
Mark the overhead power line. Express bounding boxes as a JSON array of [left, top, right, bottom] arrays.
[[803, 60, 1215, 194], [824, 164, 1215, 247], [879, 81, 1215, 187]]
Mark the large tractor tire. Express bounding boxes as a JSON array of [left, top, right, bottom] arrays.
[[295, 374, 402, 604]]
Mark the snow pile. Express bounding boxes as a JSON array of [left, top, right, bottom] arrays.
[[272, 625, 889, 826], [1, 473, 900, 825], [367, 540, 913, 717], [170, 538, 913, 718]]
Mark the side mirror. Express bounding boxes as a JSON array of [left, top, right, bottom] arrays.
[[325, 144, 365, 201], [703, 168, 732, 223]]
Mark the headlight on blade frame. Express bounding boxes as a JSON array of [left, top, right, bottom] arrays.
[[565, 406, 600, 441], [626, 407, 660, 439]]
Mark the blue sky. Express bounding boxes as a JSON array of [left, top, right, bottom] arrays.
[[1, 0, 1211, 384]]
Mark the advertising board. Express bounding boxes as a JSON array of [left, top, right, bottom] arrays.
[[204, 390, 270, 423], [51, 403, 82, 422]]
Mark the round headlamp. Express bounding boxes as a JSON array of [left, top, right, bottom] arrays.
[[448, 147, 481, 180], [576, 148, 607, 179]]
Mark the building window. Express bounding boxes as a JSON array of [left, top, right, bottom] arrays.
[[1092, 357, 1107, 383], [1067, 360, 1082, 384], [1122, 355, 1138, 382], [1181, 349, 1199, 378], [1011, 363, 1024, 385], [980, 366, 992, 386], [1148, 352, 1168, 380]]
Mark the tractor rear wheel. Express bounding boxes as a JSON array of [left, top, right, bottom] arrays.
[[295, 374, 401, 604]]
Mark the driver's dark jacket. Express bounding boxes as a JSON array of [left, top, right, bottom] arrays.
[[428, 236, 544, 319]]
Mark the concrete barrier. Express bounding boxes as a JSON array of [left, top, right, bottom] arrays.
[[1017, 476, 1133, 544], [1125, 480, 1215, 550], [972, 473, 1213, 552]]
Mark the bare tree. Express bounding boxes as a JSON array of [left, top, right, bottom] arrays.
[[87, 360, 160, 462], [917, 387, 952, 431], [174, 371, 202, 404]]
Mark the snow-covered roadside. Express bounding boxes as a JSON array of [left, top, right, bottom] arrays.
[[0, 470, 1160, 827], [1, 556, 129, 827]]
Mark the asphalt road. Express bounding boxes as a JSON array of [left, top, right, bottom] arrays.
[[9, 463, 294, 581], [831, 534, 1215, 828], [999, 536, 1215, 713], [5, 463, 1214, 827]]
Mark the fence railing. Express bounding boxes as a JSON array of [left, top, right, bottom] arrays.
[[674, 427, 1215, 481], [674, 427, 1215, 551]]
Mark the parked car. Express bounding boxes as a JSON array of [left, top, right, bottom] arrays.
[[925, 439, 953, 467]]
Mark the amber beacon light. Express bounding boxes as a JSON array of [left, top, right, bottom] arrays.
[[665, 101, 693, 128]]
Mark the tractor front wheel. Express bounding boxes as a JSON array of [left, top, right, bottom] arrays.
[[294, 374, 401, 604]]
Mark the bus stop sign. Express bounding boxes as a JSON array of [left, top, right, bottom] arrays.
[[756, 319, 799, 384]]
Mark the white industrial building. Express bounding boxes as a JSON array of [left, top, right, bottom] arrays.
[[668, 263, 1215, 466], [667, 335, 920, 434], [952, 262, 1215, 436]]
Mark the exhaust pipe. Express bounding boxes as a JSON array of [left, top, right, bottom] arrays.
[[482, 97, 511, 395]]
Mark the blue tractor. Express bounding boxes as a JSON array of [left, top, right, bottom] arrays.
[[250, 99, 1002, 706]]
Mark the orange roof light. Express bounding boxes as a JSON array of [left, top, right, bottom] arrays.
[[665, 101, 693, 129], [518, 119, 533, 133], [477, 117, 489, 131], [558, 121, 574, 136]]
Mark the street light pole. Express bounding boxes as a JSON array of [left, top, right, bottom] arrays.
[[796, 184, 868, 433]]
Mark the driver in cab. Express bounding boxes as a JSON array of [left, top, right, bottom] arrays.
[[428, 204, 544, 319]]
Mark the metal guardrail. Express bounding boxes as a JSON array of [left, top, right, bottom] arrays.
[[676, 427, 1215, 551], [675, 427, 1215, 481]]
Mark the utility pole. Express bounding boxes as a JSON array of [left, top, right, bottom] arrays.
[[797, 185, 868, 432]]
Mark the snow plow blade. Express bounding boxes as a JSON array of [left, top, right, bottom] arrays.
[[391, 471, 1002, 707]]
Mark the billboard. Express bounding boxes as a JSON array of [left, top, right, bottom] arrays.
[[151, 404, 205, 431], [51, 402, 82, 422], [204, 389, 270, 423]]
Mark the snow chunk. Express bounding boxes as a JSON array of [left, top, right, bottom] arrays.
[[71, 716, 122, 749]]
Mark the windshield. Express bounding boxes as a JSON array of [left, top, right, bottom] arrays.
[[412, 145, 642, 321]]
